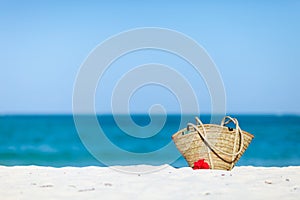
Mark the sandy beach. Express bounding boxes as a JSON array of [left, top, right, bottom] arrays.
[[0, 165, 299, 200]]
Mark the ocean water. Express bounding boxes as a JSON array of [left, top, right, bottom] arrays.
[[0, 114, 299, 167]]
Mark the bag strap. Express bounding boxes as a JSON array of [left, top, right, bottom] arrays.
[[221, 116, 238, 127], [187, 116, 244, 158]]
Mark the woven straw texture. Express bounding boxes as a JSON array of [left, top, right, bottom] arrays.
[[172, 116, 254, 170]]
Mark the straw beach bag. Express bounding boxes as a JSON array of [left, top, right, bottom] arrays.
[[172, 116, 254, 170]]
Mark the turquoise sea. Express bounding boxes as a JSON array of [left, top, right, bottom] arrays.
[[0, 114, 299, 167]]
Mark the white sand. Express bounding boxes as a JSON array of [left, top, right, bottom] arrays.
[[0, 165, 299, 200]]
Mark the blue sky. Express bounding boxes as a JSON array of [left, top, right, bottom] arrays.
[[0, 1, 299, 114]]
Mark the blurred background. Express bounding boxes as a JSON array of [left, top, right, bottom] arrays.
[[0, 1, 299, 167]]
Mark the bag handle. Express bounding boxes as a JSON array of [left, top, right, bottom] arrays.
[[187, 116, 244, 158], [221, 116, 238, 127]]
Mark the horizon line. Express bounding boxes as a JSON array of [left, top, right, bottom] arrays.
[[1, 112, 300, 116]]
